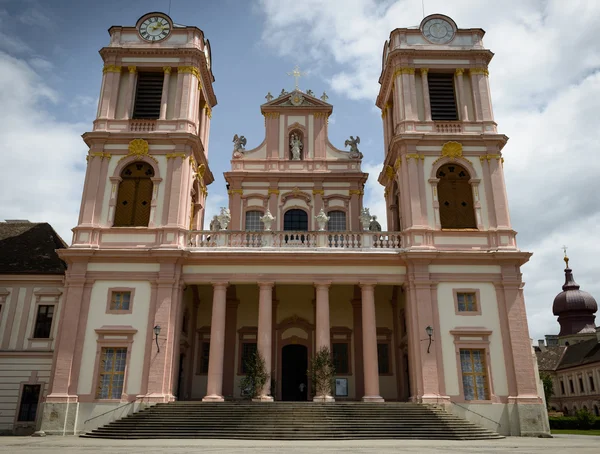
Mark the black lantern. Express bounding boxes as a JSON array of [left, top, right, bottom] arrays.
[[153, 325, 161, 353]]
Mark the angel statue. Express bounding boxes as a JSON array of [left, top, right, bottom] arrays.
[[232, 134, 247, 158], [344, 136, 363, 159], [290, 133, 303, 160]]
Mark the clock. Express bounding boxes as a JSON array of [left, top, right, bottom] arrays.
[[139, 15, 171, 42], [422, 17, 455, 44]]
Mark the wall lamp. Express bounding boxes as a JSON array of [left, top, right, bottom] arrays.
[[153, 325, 161, 353], [425, 325, 434, 354]]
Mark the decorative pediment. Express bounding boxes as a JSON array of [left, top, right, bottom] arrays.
[[261, 89, 332, 109]]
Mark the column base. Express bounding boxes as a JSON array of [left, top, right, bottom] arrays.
[[202, 394, 225, 402], [313, 395, 335, 402], [252, 395, 274, 402], [362, 395, 384, 402]]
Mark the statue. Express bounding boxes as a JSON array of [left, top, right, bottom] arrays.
[[216, 207, 231, 230], [209, 215, 220, 231], [320, 91, 329, 102], [315, 209, 330, 231], [232, 134, 247, 158], [260, 209, 276, 231], [290, 133, 303, 160], [359, 208, 371, 230], [265, 92, 273, 102], [344, 136, 363, 159], [369, 215, 382, 232], [279, 89, 288, 97], [306, 89, 314, 96]]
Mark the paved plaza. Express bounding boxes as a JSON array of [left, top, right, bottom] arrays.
[[0, 435, 599, 453]]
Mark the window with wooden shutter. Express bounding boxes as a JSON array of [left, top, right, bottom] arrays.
[[132, 72, 164, 119], [428, 73, 458, 121], [114, 162, 155, 227]]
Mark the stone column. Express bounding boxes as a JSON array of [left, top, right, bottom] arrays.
[[256, 282, 274, 401], [203, 282, 228, 402], [122, 66, 136, 120], [455, 69, 469, 121], [159, 66, 171, 120], [420, 68, 432, 122], [351, 286, 364, 398], [360, 283, 384, 402], [314, 282, 334, 402]]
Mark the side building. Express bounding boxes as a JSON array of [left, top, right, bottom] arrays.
[[0, 221, 66, 435]]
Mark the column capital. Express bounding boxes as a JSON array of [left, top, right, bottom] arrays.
[[163, 66, 172, 74], [128, 66, 137, 74], [211, 281, 229, 289], [314, 281, 331, 289], [257, 281, 275, 288], [359, 281, 377, 289], [420, 67, 429, 75]]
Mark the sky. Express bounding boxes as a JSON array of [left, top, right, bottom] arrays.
[[0, 0, 599, 343]]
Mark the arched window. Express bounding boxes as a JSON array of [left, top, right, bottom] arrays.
[[563, 407, 569, 416], [327, 211, 346, 231], [114, 162, 155, 227], [284, 209, 308, 231], [436, 163, 476, 229], [594, 405, 599, 416], [245, 211, 263, 231]]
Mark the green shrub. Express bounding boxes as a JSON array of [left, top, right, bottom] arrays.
[[309, 346, 335, 398], [240, 351, 268, 399], [549, 415, 600, 430], [576, 409, 596, 429]]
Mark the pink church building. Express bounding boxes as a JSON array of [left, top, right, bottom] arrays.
[[38, 12, 549, 436]]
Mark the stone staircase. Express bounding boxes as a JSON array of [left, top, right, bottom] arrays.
[[81, 401, 504, 440]]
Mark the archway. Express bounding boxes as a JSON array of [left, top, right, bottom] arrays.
[[281, 344, 308, 401], [436, 163, 476, 229], [114, 161, 154, 227]]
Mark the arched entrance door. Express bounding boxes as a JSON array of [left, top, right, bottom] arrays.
[[281, 344, 308, 401]]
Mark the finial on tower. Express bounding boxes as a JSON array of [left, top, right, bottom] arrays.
[[562, 245, 569, 268], [287, 65, 306, 91]]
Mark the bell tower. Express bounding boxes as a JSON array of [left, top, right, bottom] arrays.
[[377, 14, 514, 251], [72, 12, 216, 249]]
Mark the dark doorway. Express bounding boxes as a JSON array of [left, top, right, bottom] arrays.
[[282, 344, 308, 401], [176, 353, 184, 400]]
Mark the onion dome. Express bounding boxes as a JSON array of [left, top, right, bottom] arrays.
[[552, 255, 597, 336]]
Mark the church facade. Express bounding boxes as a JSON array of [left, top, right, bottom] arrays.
[[40, 12, 549, 436]]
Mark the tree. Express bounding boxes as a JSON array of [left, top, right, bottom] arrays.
[[309, 346, 335, 401], [540, 372, 554, 409], [240, 351, 269, 399]]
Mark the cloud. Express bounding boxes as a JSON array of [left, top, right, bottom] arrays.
[[0, 51, 86, 243], [258, 0, 600, 341]]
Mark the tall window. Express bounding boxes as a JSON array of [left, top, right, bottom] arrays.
[[560, 380, 565, 395], [33, 305, 54, 338], [459, 349, 489, 400], [579, 377, 585, 393], [132, 72, 164, 119], [283, 209, 308, 231], [569, 379, 574, 394], [457, 292, 477, 312], [240, 342, 257, 374], [96, 347, 127, 399], [428, 73, 458, 121], [245, 211, 264, 231], [590, 375, 595, 392], [377, 343, 390, 374], [332, 342, 349, 374], [110, 291, 131, 311], [327, 211, 346, 231], [197, 341, 210, 374], [437, 163, 476, 229], [114, 162, 155, 227], [17, 384, 41, 422]]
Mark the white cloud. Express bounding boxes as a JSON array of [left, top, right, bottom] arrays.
[[0, 51, 86, 243], [258, 0, 600, 342]]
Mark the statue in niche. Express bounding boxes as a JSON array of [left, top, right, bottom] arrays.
[[290, 133, 303, 160], [344, 136, 363, 159], [232, 134, 247, 158]]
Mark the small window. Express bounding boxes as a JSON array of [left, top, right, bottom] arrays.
[[327, 211, 347, 231], [33, 305, 54, 338], [283, 209, 308, 231], [197, 341, 210, 374], [110, 291, 131, 311], [579, 377, 585, 393], [589, 375, 595, 392], [377, 343, 390, 374], [240, 342, 257, 374], [428, 73, 458, 121], [132, 72, 164, 119], [460, 349, 489, 400], [560, 380, 565, 395], [245, 211, 264, 231], [332, 342, 349, 374], [457, 292, 477, 312], [17, 384, 41, 422], [96, 347, 127, 399], [569, 379, 574, 394]]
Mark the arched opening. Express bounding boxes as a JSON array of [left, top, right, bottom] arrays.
[[436, 163, 476, 229], [284, 209, 308, 231], [594, 405, 599, 416], [114, 162, 155, 227], [563, 406, 569, 416], [391, 180, 401, 231], [289, 129, 304, 160]]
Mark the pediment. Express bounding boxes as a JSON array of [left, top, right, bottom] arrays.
[[261, 89, 332, 109]]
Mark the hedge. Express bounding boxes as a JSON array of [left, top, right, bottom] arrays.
[[549, 416, 600, 430]]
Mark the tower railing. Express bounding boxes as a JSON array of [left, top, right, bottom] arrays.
[[187, 230, 402, 250]]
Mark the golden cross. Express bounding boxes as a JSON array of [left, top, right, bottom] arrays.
[[562, 245, 570, 267], [562, 245, 568, 257], [287, 65, 306, 91]]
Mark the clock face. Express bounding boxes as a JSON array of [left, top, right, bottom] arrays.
[[422, 18, 455, 44], [139, 16, 171, 42]]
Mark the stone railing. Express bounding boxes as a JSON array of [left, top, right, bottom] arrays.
[[130, 120, 157, 132], [434, 122, 463, 133], [188, 231, 402, 250]]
